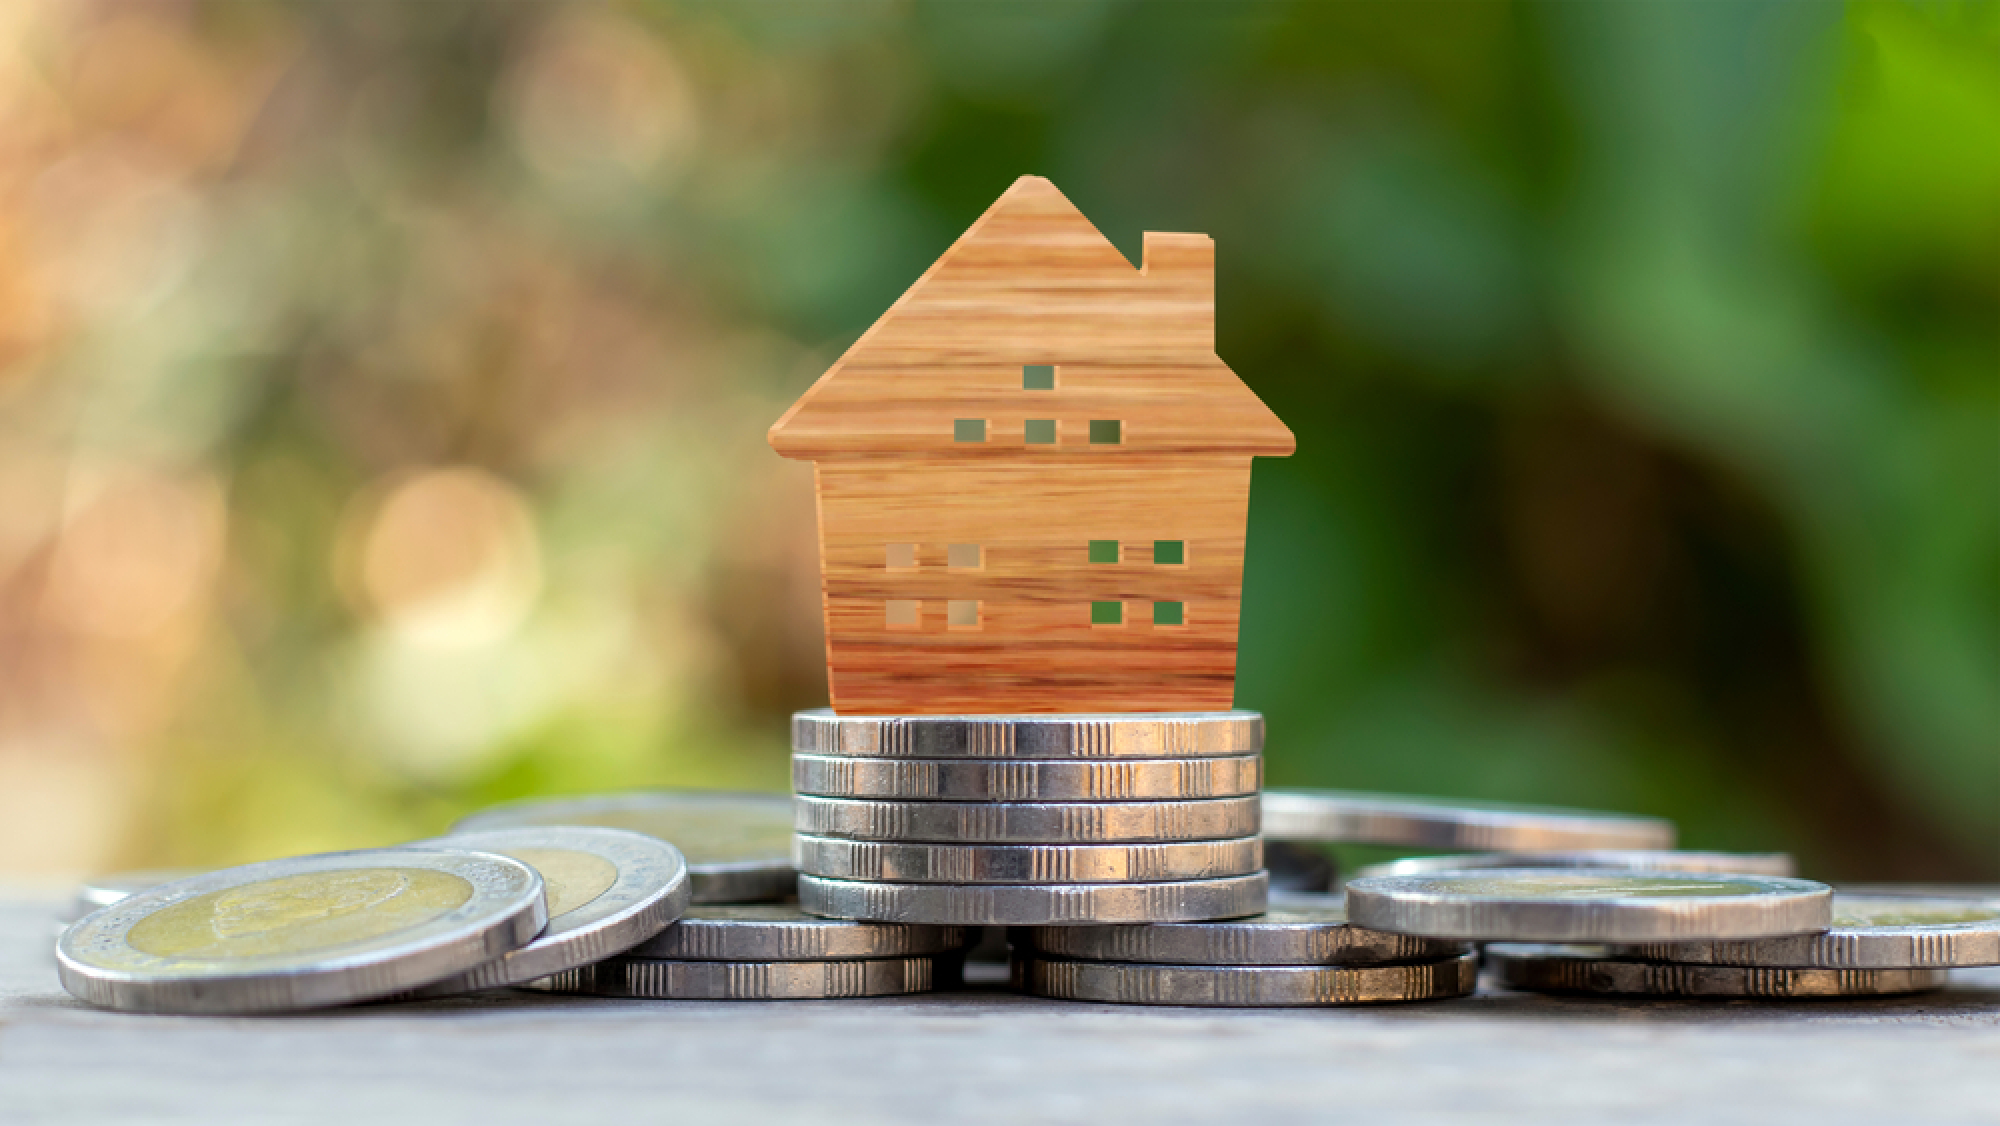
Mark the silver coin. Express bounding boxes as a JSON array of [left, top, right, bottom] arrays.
[[1353, 850, 1796, 881], [1262, 789, 1675, 851], [1616, 894, 2000, 969], [1021, 895, 1468, 966], [63, 868, 206, 924], [792, 708, 1263, 759], [1012, 950, 1479, 1006], [1344, 870, 1832, 942], [798, 872, 1268, 926], [627, 904, 969, 960], [792, 753, 1262, 802], [404, 827, 690, 995], [538, 954, 944, 1000], [451, 791, 794, 903], [794, 795, 1260, 844], [57, 847, 547, 1014], [1486, 945, 1949, 999], [794, 834, 1263, 884]]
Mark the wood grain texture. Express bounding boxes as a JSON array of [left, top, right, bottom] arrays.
[[770, 176, 1293, 715]]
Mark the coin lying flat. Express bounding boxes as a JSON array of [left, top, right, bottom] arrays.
[[404, 827, 690, 996], [1486, 945, 1949, 999], [794, 835, 1262, 884], [1344, 870, 1832, 942], [792, 709, 1263, 759], [1262, 790, 1674, 851], [539, 954, 945, 1000], [627, 904, 969, 961], [792, 753, 1261, 802], [57, 848, 547, 1014], [1012, 951, 1478, 1006], [451, 791, 794, 903], [1021, 895, 1467, 966], [795, 795, 1261, 844], [1616, 894, 2000, 969], [1353, 850, 1796, 881], [63, 868, 206, 924], [799, 872, 1268, 926]]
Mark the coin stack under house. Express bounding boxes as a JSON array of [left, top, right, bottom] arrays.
[[790, 710, 1271, 927]]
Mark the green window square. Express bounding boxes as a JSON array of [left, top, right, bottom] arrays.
[[1088, 540, 1119, 564], [1023, 364, 1055, 390], [1025, 419, 1056, 444], [1091, 600, 1123, 625], [954, 419, 986, 443], [1153, 540, 1185, 565], [1153, 601, 1184, 626], [1089, 419, 1122, 445]]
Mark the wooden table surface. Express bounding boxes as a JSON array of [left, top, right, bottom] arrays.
[[5, 891, 1996, 1124]]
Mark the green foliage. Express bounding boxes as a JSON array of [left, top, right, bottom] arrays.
[[5, 0, 1989, 878]]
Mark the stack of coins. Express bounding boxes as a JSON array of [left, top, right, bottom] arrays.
[[531, 905, 970, 1000], [1012, 893, 1477, 1006], [1476, 891, 2000, 1000], [790, 710, 1270, 926], [1342, 869, 1995, 1001]]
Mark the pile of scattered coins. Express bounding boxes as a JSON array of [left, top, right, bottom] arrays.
[[52, 709, 2000, 1013]]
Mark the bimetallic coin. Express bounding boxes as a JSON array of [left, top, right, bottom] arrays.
[[1012, 951, 1478, 1006], [544, 955, 943, 1000], [794, 835, 1262, 884], [57, 848, 547, 1014], [405, 827, 690, 995], [1262, 790, 1674, 851], [1617, 894, 2000, 969], [1486, 945, 1948, 999], [798, 872, 1268, 926], [628, 904, 968, 961], [64, 869, 205, 924], [1022, 896, 1467, 966], [792, 753, 1261, 802], [792, 709, 1263, 759], [1353, 850, 1796, 881], [452, 791, 794, 903], [795, 795, 1260, 844], [1344, 870, 1832, 943]]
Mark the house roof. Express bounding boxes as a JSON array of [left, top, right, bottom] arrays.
[[769, 176, 1294, 460]]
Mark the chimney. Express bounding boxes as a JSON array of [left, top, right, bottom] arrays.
[[1142, 231, 1215, 348]]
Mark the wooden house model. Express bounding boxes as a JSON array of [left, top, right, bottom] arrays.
[[769, 176, 1293, 715]]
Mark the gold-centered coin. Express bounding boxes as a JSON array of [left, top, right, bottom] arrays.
[[406, 826, 691, 996], [126, 869, 473, 962], [451, 792, 794, 903], [57, 847, 546, 1014]]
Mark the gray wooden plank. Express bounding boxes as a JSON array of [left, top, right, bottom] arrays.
[[8, 894, 1998, 1124]]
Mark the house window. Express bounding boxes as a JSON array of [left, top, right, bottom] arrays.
[[886, 600, 920, 628], [948, 544, 981, 569], [1023, 364, 1055, 390], [948, 600, 980, 628], [1024, 419, 1056, 445], [886, 543, 917, 569], [1153, 540, 1185, 565], [954, 419, 987, 443], [1087, 540, 1119, 564], [1153, 601, 1185, 627], [1089, 420, 1122, 445], [1090, 600, 1123, 626]]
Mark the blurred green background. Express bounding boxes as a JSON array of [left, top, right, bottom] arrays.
[[0, 0, 1991, 881]]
